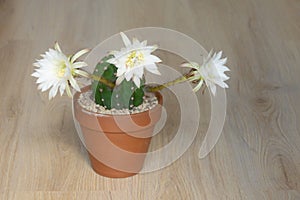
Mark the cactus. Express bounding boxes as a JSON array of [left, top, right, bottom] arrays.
[[91, 55, 145, 110]]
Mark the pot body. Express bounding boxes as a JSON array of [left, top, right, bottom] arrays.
[[73, 86, 162, 178]]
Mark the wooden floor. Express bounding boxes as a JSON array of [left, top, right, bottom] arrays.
[[1, 0, 300, 199]]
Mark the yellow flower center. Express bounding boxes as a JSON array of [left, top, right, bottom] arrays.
[[125, 51, 144, 68], [57, 62, 67, 78]]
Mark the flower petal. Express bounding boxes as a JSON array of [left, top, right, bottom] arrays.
[[124, 70, 134, 81], [133, 75, 141, 88], [132, 37, 140, 45], [141, 40, 147, 46], [106, 57, 117, 65], [65, 84, 72, 97], [71, 49, 89, 63], [69, 76, 80, 91], [193, 79, 203, 92], [215, 51, 222, 60], [54, 42, 62, 53], [120, 32, 131, 47], [181, 62, 199, 69], [148, 55, 162, 63], [116, 75, 125, 85], [59, 82, 66, 96], [73, 61, 88, 68], [74, 69, 90, 78], [116, 65, 127, 76], [145, 64, 161, 75], [133, 66, 144, 78], [31, 72, 40, 77], [49, 83, 59, 100]]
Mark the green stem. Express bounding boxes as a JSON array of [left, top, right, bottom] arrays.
[[146, 73, 191, 92], [86, 71, 193, 93], [89, 74, 115, 88]]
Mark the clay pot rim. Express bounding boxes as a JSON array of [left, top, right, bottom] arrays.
[[74, 86, 163, 118]]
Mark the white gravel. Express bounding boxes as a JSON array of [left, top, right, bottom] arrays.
[[77, 90, 158, 115]]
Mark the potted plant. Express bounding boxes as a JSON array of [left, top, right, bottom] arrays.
[[32, 32, 230, 178]]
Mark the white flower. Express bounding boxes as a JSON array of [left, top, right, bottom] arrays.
[[107, 32, 161, 88], [32, 42, 89, 99], [182, 51, 230, 95]]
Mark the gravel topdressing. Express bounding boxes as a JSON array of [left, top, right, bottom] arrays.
[[77, 90, 158, 115]]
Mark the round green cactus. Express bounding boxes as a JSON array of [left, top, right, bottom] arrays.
[[91, 55, 145, 110]]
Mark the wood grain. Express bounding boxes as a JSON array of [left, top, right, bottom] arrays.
[[0, 0, 299, 199]]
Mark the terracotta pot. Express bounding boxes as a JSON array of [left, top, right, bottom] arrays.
[[73, 86, 162, 178]]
